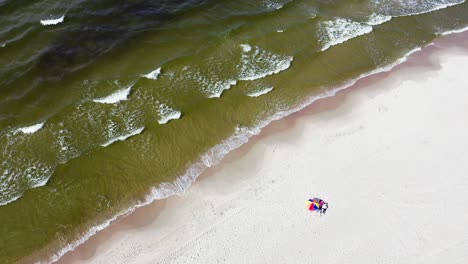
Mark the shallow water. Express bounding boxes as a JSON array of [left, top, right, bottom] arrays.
[[1, 0, 467, 263]]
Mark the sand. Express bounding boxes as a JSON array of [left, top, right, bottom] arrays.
[[56, 32, 468, 264]]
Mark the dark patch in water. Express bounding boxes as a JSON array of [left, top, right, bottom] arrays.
[[0, 0, 211, 128], [0, 0, 35, 15], [37, 0, 208, 81]]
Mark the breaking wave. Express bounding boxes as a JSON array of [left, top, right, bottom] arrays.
[[239, 44, 293, 81], [0, 158, 54, 206], [93, 85, 133, 104], [319, 18, 373, 52], [101, 127, 145, 147], [156, 104, 182, 125], [16, 122, 45, 134], [142, 67, 161, 80], [0, 195, 21, 206], [240, 44, 252, 52], [366, 13, 392, 26], [192, 71, 237, 98], [263, 0, 286, 10], [439, 25, 468, 35], [373, 0, 465, 17], [247, 86, 274, 97], [40, 16, 65, 26]]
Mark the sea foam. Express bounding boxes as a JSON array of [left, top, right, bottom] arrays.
[[210, 80, 237, 98], [239, 45, 293, 81], [16, 122, 45, 134], [101, 127, 145, 147], [374, 0, 465, 17], [195, 73, 237, 98], [240, 44, 252, 52], [319, 18, 373, 52], [247, 86, 274, 97], [366, 14, 392, 26], [0, 159, 53, 206], [439, 25, 468, 35], [157, 104, 182, 124], [40, 16, 65, 26], [264, 0, 286, 10], [93, 85, 133, 104], [0, 194, 21, 206], [142, 67, 161, 80]]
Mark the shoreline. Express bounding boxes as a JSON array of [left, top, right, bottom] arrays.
[[40, 30, 468, 264]]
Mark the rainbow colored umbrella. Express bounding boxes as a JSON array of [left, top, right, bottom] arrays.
[[306, 198, 325, 211]]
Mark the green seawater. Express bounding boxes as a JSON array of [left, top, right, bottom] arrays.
[[0, 0, 467, 263]]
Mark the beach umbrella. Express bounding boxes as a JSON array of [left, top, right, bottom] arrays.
[[306, 198, 325, 211]]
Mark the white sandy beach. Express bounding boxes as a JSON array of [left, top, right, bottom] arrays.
[[58, 32, 468, 264]]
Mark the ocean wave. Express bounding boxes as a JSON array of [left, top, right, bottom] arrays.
[[366, 13, 392, 26], [264, 0, 285, 10], [0, 194, 21, 206], [438, 25, 468, 35], [0, 159, 54, 206], [40, 16, 65, 26], [240, 44, 252, 52], [0, 102, 147, 207], [319, 18, 373, 52], [193, 72, 237, 98], [247, 86, 274, 97], [42, 38, 435, 264], [53, 128, 82, 163], [93, 85, 133, 104], [100, 127, 145, 147], [373, 0, 465, 17], [179, 45, 291, 98], [239, 44, 293, 81], [142, 67, 161, 80], [157, 104, 182, 124], [16, 122, 45, 134]]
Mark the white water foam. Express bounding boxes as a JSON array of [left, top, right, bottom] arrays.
[[247, 86, 274, 97], [157, 104, 182, 124], [264, 0, 286, 10], [40, 16, 65, 26], [240, 44, 252, 52], [439, 25, 468, 35], [43, 42, 436, 264], [29, 173, 50, 188], [0, 194, 21, 206], [239, 45, 293, 81], [16, 122, 45, 134], [93, 85, 133, 104], [319, 18, 373, 52], [101, 127, 144, 147], [1, 159, 54, 206], [366, 13, 392, 26], [195, 73, 237, 98], [142, 67, 161, 80], [1, 43, 6, 48], [208, 79, 237, 98], [373, 0, 465, 17]]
